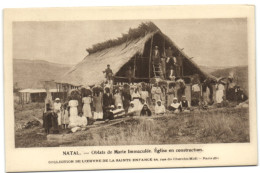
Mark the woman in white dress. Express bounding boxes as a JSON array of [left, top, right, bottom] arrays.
[[68, 99, 87, 128], [82, 94, 92, 119], [53, 98, 61, 126], [113, 89, 123, 108], [131, 88, 143, 111], [140, 88, 149, 104], [216, 82, 225, 104]]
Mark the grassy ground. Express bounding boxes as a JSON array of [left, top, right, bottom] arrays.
[[14, 104, 249, 148]]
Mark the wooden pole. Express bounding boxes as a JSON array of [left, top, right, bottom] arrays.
[[133, 54, 136, 78], [149, 36, 154, 79], [163, 37, 166, 56]]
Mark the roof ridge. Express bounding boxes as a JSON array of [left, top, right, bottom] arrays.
[[86, 21, 160, 54]]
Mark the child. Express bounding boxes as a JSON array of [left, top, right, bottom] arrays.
[[61, 103, 70, 129]]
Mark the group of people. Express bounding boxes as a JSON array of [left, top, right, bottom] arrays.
[[42, 62, 247, 134], [190, 75, 247, 109], [42, 80, 192, 134], [152, 46, 183, 80], [43, 98, 70, 134]]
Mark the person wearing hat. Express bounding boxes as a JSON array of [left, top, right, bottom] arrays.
[[155, 100, 166, 115], [140, 103, 152, 116], [53, 98, 62, 127], [103, 64, 113, 84], [169, 97, 181, 113]]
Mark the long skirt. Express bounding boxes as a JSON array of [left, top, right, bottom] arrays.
[[83, 103, 92, 118], [133, 99, 143, 111], [216, 90, 224, 104], [167, 94, 175, 107], [93, 112, 103, 120], [70, 107, 78, 117]]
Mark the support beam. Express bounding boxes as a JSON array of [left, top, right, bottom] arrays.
[[133, 54, 136, 78], [149, 36, 154, 79]]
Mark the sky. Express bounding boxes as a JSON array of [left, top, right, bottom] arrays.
[[13, 19, 248, 67]]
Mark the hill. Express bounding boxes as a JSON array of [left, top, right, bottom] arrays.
[[199, 65, 232, 74], [210, 66, 248, 95], [13, 59, 72, 89]]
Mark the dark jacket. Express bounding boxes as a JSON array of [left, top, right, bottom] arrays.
[[103, 93, 114, 108]]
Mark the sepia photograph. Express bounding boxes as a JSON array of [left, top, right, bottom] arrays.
[[4, 5, 257, 172], [13, 19, 250, 147]]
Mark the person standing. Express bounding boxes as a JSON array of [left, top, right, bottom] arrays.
[[151, 83, 162, 102], [165, 47, 173, 70], [68, 97, 79, 127], [82, 93, 92, 120], [175, 53, 183, 77], [60, 103, 69, 129], [113, 89, 123, 108], [161, 56, 166, 78], [42, 103, 53, 134], [152, 46, 161, 65], [125, 66, 133, 84], [192, 83, 201, 106], [131, 88, 142, 111], [167, 84, 176, 107], [103, 87, 114, 119], [216, 81, 225, 105], [53, 98, 62, 127], [93, 90, 103, 120], [140, 87, 149, 104], [122, 86, 132, 113], [168, 65, 175, 81], [103, 64, 113, 84]]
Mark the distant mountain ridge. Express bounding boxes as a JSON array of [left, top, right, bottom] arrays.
[[13, 59, 73, 89], [199, 65, 237, 74]]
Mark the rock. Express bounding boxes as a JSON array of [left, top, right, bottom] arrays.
[[178, 132, 183, 136]]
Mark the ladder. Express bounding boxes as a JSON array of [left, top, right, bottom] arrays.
[[153, 64, 164, 79]]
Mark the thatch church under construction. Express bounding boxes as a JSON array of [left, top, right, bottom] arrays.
[[56, 22, 215, 91]]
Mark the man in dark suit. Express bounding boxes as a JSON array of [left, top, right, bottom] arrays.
[[103, 87, 114, 120]]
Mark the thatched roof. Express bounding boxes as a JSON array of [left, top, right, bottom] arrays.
[[57, 22, 215, 86]]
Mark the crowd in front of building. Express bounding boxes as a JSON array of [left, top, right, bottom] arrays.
[[42, 54, 248, 134]]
